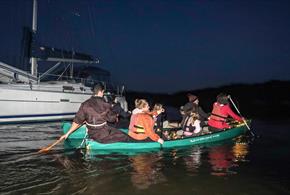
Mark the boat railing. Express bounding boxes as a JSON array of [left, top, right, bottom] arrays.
[[0, 61, 38, 83], [37, 72, 125, 96]]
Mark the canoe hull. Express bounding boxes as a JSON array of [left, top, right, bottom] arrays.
[[63, 122, 248, 150]]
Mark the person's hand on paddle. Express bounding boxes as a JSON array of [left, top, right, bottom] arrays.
[[239, 117, 246, 124], [158, 138, 164, 145], [60, 133, 69, 141]]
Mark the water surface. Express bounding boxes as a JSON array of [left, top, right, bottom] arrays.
[[0, 120, 289, 194]]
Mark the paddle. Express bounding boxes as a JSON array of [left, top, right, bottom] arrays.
[[228, 95, 255, 137], [38, 136, 65, 153], [159, 113, 164, 150], [38, 122, 83, 153]]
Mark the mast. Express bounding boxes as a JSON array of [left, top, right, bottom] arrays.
[[31, 0, 38, 76]]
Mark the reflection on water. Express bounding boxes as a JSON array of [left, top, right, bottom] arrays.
[[1, 121, 289, 194], [56, 140, 251, 192], [54, 150, 85, 170], [207, 139, 250, 176], [176, 138, 250, 177], [232, 140, 249, 163], [129, 153, 166, 190], [182, 147, 202, 176], [208, 144, 236, 176]]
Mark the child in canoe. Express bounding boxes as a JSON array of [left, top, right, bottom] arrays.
[[128, 99, 164, 144]]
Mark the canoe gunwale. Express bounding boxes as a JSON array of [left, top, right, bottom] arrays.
[[63, 122, 248, 150]]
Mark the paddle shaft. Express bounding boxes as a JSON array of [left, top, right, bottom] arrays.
[[228, 96, 255, 136], [160, 114, 164, 149], [38, 137, 64, 153], [47, 138, 63, 150]]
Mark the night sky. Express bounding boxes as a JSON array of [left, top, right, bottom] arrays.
[[0, 0, 290, 93]]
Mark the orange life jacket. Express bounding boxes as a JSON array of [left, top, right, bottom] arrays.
[[133, 124, 145, 134], [128, 113, 160, 141]]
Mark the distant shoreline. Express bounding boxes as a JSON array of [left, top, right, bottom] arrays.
[[125, 80, 290, 119]]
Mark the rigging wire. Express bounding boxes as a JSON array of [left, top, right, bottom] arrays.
[[9, 1, 16, 65], [88, 4, 97, 50], [46, 0, 77, 79], [57, 62, 70, 81], [89, 2, 119, 86]]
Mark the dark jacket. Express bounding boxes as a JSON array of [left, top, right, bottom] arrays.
[[112, 102, 131, 118], [183, 102, 209, 121], [73, 96, 128, 143], [74, 96, 117, 125]]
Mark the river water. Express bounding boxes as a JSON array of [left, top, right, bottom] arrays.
[[0, 120, 289, 195]]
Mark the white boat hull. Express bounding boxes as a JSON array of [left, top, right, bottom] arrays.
[[0, 82, 92, 124]]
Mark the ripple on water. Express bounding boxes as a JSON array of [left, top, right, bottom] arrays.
[[1, 120, 290, 194]]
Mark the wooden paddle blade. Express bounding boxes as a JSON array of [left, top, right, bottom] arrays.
[[38, 147, 51, 153], [38, 137, 64, 154]]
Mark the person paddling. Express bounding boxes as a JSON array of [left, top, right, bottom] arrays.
[[208, 93, 243, 132], [60, 82, 129, 143], [128, 99, 164, 144]]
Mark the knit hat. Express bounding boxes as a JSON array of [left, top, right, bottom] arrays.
[[187, 93, 198, 102]]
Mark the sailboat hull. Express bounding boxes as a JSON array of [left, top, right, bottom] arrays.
[[0, 83, 91, 124]]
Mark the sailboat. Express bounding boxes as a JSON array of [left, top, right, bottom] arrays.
[[0, 0, 126, 124]]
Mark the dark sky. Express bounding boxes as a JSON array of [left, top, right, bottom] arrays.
[[0, 0, 290, 93]]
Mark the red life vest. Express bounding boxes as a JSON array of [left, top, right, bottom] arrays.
[[210, 102, 228, 121]]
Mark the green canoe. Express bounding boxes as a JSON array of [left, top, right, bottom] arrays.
[[62, 122, 248, 151]]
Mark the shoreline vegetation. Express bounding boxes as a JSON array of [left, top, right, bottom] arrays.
[[125, 80, 290, 120]]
